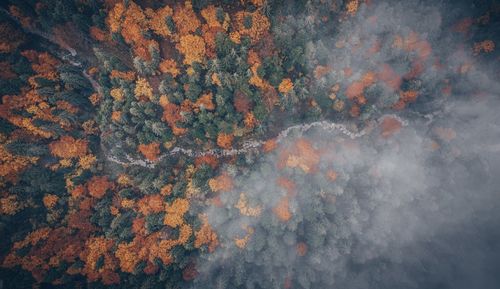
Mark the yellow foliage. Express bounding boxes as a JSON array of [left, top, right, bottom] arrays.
[[134, 78, 153, 101], [235, 193, 262, 217], [234, 226, 254, 249], [229, 31, 241, 44], [208, 173, 233, 193], [110, 88, 124, 101], [346, 0, 359, 15], [117, 174, 133, 186], [121, 199, 135, 209], [79, 154, 97, 169], [177, 34, 206, 65]]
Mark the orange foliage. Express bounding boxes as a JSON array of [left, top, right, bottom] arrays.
[[108, 1, 158, 60], [0, 144, 38, 179], [137, 194, 164, 215], [177, 34, 206, 65], [473, 40, 495, 54], [159, 59, 180, 77], [160, 184, 173, 196], [195, 155, 218, 169], [326, 170, 338, 182], [234, 226, 254, 249], [8, 6, 31, 28], [208, 173, 233, 193], [146, 5, 174, 38], [380, 116, 403, 138], [277, 177, 296, 195], [314, 65, 332, 79], [234, 10, 270, 43], [0, 195, 21, 215], [80, 237, 120, 284], [138, 142, 160, 161], [173, 2, 201, 35], [195, 92, 215, 110], [110, 70, 136, 81], [393, 90, 419, 110], [90, 26, 108, 41], [201, 5, 229, 30], [259, 139, 277, 154], [49, 136, 88, 159], [107, 2, 125, 33], [296, 242, 308, 256], [377, 64, 402, 91], [434, 127, 457, 142], [12, 227, 52, 250], [111, 111, 122, 122], [346, 0, 359, 15], [87, 176, 113, 199], [345, 71, 376, 99], [217, 133, 233, 149], [161, 96, 186, 135], [279, 138, 320, 173], [244, 112, 257, 129], [43, 194, 58, 209], [164, 198, 189, 228], [278, 78, 294, 94], [273, 195, 292, 222], [194, 214, 219, 252]]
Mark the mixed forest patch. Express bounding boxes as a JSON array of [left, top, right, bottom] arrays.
[[1, 0, 500, 288]]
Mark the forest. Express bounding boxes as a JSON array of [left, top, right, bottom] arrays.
[[1, 0, 499, 288]]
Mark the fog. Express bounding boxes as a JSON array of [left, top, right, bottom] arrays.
[[191, 1, 500, 288]]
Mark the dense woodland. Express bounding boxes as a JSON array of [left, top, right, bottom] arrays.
[[0, 0, 499, 288]]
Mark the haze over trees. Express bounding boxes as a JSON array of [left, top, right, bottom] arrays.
[[1, 0, 500, 288]]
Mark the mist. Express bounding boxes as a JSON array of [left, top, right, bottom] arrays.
[[190, 0, 500, 288]]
